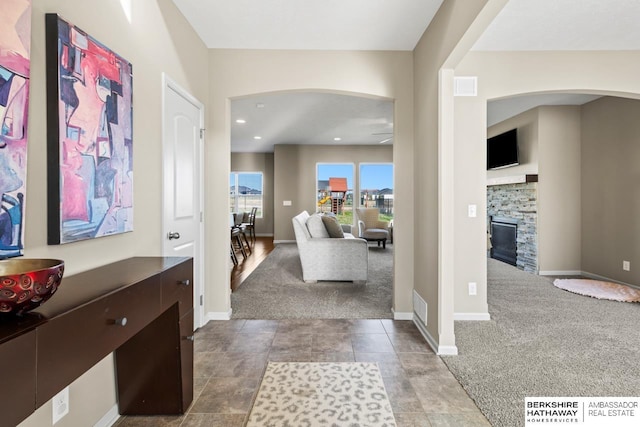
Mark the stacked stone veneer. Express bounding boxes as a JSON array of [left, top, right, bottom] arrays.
[[487, 182, 538, 273]]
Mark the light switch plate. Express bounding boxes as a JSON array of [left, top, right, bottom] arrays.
[[468, 204, 477, 218], [468, 282, 477, 296]]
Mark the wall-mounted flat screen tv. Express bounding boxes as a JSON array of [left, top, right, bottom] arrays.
[[487, 128, 519, 170]]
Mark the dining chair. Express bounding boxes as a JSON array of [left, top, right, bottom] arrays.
[[241, 207, 258, 242]]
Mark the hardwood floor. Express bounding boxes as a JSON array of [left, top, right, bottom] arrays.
[[231, 236, 275, 292]]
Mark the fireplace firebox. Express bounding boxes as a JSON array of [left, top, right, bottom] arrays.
[[490, 216, 517, 266]]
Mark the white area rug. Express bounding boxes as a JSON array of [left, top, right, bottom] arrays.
[[553, 278, 640, 302], [247, 362, 396, 427]]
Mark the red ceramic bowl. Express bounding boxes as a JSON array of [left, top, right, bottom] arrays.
[[0, 259, 65, 315]]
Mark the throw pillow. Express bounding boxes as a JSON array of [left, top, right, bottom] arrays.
[[306, 214, 330, 238], [322, 215, 344, 238]]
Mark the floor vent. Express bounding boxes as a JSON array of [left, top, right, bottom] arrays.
[[413, 290, 427, 325]]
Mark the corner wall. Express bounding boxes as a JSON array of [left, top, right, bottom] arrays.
[[581, 96, 640, 285], [537, 106, 581, 274], [413, 0, 499, 351]]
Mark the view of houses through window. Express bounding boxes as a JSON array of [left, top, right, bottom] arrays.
[[316, 163, 393, 225], [230, 172, 263, 217], [359, 163, 394, 222]]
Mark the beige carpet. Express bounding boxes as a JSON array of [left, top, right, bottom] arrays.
[[247, 362, 396, 427], [443, 259, 640, 427], [231, 243, 393, 319], [553, 278, 640, 302]]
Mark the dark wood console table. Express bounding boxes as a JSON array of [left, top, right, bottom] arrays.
[[0, 257, 193, 427]]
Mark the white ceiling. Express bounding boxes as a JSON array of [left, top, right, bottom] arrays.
[[172, 0, 443, 51], [172, 0, 639, 151], [473, 0, 640, 51], [487, 94, 601, 127], [231, 93, 393, 153]]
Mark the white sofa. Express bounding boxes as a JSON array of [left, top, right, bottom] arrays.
[[292, 211, 368, 283]]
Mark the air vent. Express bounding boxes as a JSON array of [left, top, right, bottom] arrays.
[[413, 290, 427, 324], [454, 76, 478, 97]]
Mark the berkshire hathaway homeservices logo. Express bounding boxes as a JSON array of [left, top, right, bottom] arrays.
[[525, 397, 639, 426]]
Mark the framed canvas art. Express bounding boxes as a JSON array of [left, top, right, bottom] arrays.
[[0, 0, 31, 258], [45, 14, 133, 244]]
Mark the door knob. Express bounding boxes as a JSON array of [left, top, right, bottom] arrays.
[[167, 231, 181, 240]]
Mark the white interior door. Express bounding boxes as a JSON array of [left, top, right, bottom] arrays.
[[162, 75, 204, 329]]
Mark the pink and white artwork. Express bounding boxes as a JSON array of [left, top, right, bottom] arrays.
[[46, 14, 133, 244], [0, 0, 31, 257]]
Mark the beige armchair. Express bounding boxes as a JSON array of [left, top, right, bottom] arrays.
[[356, 207, 390, 249]]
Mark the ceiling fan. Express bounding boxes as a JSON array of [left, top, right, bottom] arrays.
[[372, 132, 393, 144]]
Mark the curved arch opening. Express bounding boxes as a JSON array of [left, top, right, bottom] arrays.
[[485, 90, 640, 287], [229, 89, 398, 319]]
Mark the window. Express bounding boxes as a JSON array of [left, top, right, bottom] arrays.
[[230, 172, 263, 217], [359, 163, 394, 221], [316, 163, 354, 225]]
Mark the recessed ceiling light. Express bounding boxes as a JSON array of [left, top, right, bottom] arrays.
[[333, 137, 342, 142], [253, 136, 262, 140], [235, 119, 246, 124]]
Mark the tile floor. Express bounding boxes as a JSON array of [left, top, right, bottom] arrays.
[[115, 319, 490, 427]]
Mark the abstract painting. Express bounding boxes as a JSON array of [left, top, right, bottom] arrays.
[[45, 14, 133, 244], [0, 0, 31, 258]]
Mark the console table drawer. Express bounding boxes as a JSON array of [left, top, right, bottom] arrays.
[[36, 276, 160, 405], [161, 258, 193, 316]]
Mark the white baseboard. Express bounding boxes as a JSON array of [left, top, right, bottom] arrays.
[[539, 270, 582, 276], [94, 404, 119, 427], [205, 310, 232, 322], [255, 233, 274, 237], [454, 312, 491, 321], [412, 317, 458, 356], [581, 271, 640, 290], [273, 240, 296, 244], [392, 310, 414, 320]]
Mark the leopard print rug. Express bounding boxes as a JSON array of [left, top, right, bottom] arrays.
[[247, 362, 396, 426]]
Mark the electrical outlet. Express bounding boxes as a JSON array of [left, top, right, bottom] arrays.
[[468, 282, 477, 296], [52, 387, 69, 424], [283, 200, 292, 206], [623, 261, 630, 271]]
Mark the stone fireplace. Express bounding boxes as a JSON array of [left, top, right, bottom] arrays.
[[490, 216, 518, 266], [487, 176, 538, 273]]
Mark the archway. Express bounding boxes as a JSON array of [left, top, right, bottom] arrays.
[[227, 90, 399, 318]]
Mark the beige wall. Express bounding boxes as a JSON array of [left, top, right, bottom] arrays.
[[273, 144, 393, 241], [207, 49, 415, 317], [582, 96, 640, 285], [231, 152, 275, 235], [454, 50, 640, 321], [19, 1, 209, 425], [413, 0, 501, 350], [487, 108, 539, 178], [537, 106, 582, 273]]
